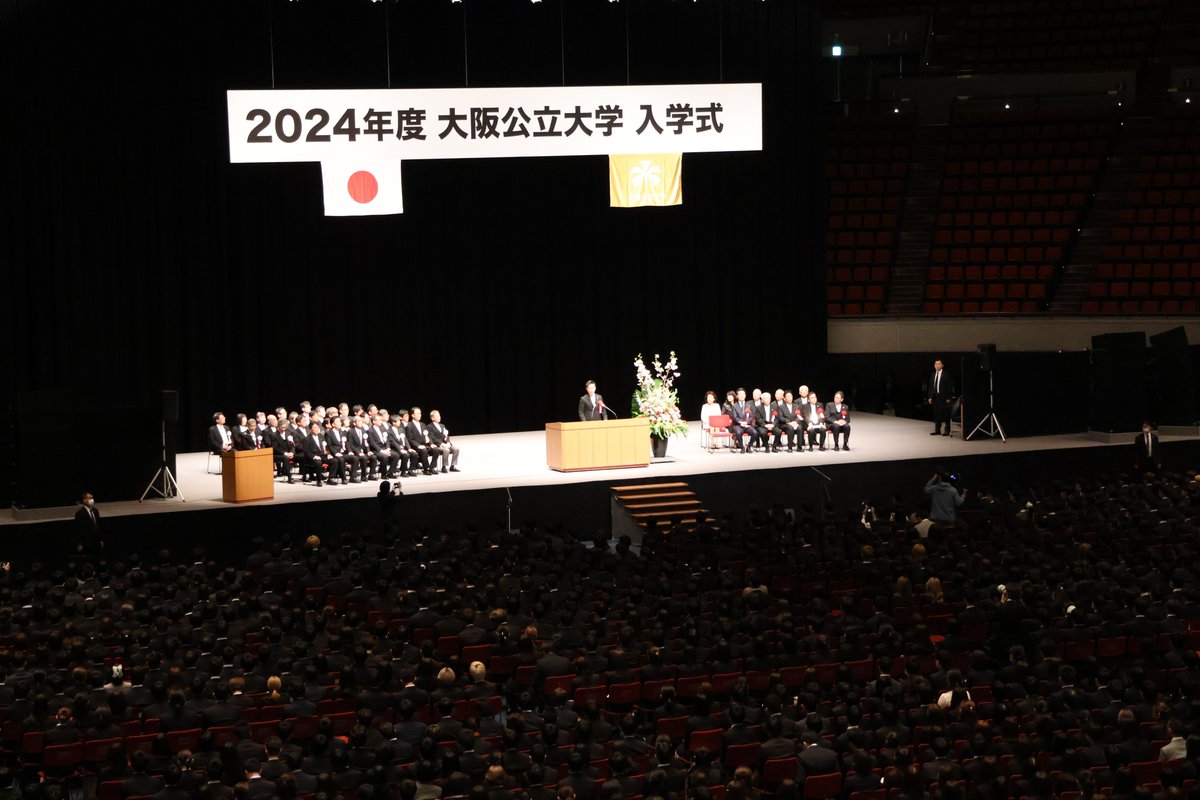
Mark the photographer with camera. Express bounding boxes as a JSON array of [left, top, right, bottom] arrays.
[[924, 468, 966, 525]]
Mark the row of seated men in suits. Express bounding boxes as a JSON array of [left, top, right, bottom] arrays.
[[208, 402, 460, 486], [700, 386, 851, 453]]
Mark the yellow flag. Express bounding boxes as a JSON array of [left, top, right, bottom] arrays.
[[609, 153, 682, 207]]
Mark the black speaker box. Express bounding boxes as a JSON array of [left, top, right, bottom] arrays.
[[161, 389, 179, 422]]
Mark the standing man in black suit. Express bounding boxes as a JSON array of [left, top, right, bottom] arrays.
[[406, 408, 436, 476], [74, 491, 103, 556], [347, 416, 378, 481], [325, 416, 359, 484], [208, 412, 233, 454], [300, 422, 331, 486], [826, 391, 851, 451], [578, 380, 606, 421], [927, 359, 956, 436], [1134, 421, 1161, 473]]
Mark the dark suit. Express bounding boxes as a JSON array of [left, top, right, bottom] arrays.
[[370, 425, 401, 478], [728, 401, 758, 452], [825, 402, 851, 448], [800, 402, 826, 450], [774, 400, 801, 450], [797, 743, 839, 780], [347, 426, 378, 480], [208, 424, 232, 454], [753, 401, 780, 451], [299, 432, 330, 485], [387, 424, 417, 476], [234, 427, 265, 451], [263, 428, 295, 479], [578, 393, 605, 421], [405, 421, 433, 473], [427, 421, 459, 471], [74, 504, 102, 554], [1134, 430, 1161, 472], [325, 428, 357, 482], [928, 368, 956, 434]]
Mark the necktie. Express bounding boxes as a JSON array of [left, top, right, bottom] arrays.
[[936, 371, 941, 393], [1146, 433, 1151, 455]]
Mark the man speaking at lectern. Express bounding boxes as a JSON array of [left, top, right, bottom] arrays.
[[578, 380, 608, 421]]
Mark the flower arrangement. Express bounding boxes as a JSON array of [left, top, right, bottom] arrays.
[[631, 351, 689, 439]]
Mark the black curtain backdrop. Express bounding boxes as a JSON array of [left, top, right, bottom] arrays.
[[2, 0, 824, 503]]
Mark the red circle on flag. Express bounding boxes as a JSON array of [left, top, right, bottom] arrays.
[[346, 171, 379, 204]]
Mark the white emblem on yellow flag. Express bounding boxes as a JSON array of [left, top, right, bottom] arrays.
[[609, 153, 682, 207]]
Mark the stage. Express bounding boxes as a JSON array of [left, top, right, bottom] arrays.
[[3, 413, 1189, 527]]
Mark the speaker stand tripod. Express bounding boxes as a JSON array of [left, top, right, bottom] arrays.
[[966, 369, 1007, 443], [140, 419, 185, 502]]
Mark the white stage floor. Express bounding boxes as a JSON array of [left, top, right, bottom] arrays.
[[1, 414, 1185, 525]]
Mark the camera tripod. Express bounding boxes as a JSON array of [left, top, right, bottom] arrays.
[[140, 419, 185, 502], [966, 368, 1007, 443]]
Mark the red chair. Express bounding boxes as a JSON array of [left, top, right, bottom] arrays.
[[1130, 760, 1162, 786], [574, 685, 608, 706], [287, 716, 320, 740], [462, 644, 493, 665], [98, 781, 124, 800], [436, 635, 461, 658], [676, 675, 707, 700], [250, 721, 279, 743], [762, 757, 798, 788], [258, 704, 286, 721], [811, 663, 840, 686], [166, 727, 203, 752], [41, 741, 84, 776], [804, 773, 843, 800], [724, 742, 762, 769], [849, 791, 887, 800], [124, 733, 156, 755], [846, 659, 874, 682], [688, 728, 723, 754], [606, 681, 641, 714], [655, 716, 689, 743], [208, 726, 239, 747], [543, 674, 574, 697], [328, 711, 357, 736], [706, 415, 733, 453], [709, 672, 741, 696], [82, 736, 121, 769], [641, 678, 674, 703], [21, 730, 44, 764], [513, 665, 535, 687], [1062, 639, 1095, 661]]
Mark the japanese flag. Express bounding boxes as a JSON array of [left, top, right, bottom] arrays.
[[321, 160, 404, 216]]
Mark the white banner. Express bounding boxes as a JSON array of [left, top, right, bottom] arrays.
[[227, 83, 761, 164]]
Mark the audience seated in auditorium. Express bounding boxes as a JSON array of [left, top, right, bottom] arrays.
[[0, 466, 1199, 799]]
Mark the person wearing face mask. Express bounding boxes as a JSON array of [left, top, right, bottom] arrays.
[[1134, 421, 1161, 473], [73, 492, 103, 556]]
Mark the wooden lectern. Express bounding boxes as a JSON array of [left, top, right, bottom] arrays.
[[220, 449, 275, 503], [546, 417, 651, 472]]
